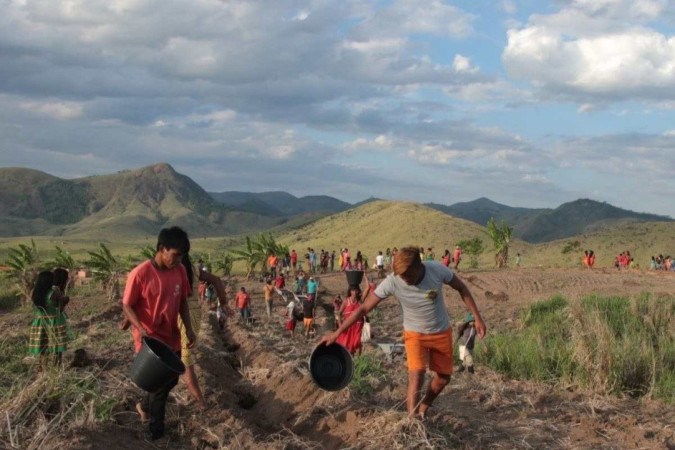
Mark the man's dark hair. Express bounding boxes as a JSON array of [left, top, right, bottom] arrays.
[[156, 226, 190, 253]]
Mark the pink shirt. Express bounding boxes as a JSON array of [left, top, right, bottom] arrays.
[[123, 260, 189, 353]]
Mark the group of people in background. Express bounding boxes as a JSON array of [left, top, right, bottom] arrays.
[[650, 254, 673, 271]]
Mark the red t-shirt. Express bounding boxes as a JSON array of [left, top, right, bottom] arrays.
[[235, 292, 250, 309], [122, 260, 189, 353], [290, 251, 297, 263], [274, 276, 285, 289]]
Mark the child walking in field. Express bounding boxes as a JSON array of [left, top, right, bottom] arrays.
[[457, 313, 477, 374], [29, 270, 71, 366]]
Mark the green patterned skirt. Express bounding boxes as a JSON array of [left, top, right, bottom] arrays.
[[29, 312, 70, 355]]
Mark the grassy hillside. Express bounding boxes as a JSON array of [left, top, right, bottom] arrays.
[[1, 200, 673, 273], [514, 221, 675, 269], [277, 200, 521, 265]]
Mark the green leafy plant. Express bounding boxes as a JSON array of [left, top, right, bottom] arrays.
[[350, 354, 387, 396], [212, 252, 235, 277], [4, 239, 42, 304], [456, 237, 485, 269], [484, 217, 512, 268], [85, 243, 124, 301]]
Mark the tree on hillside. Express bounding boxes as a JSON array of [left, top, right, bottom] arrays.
[[45, 246, 78, 292], [4, 240, 42, 305], [485, 217, 512, 268], [456, 238, 485, 269], [86, 243, 124, 301]]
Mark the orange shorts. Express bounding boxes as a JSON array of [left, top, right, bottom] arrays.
[[403, 328, 453, 375], [303, 317, 314, 328]]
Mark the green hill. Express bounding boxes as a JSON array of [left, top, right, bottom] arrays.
[[0, 163, 282, 238], [276, 200, 531, 265], [209, 190, 351, 217], [428, 197, 672, 243]]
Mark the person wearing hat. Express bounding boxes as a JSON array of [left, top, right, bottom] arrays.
[[457, 313, 477, 374], [320, 246, 486, 420]]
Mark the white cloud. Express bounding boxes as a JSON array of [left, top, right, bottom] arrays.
[[503, 2, 675, 104], [19, 100, 84, 120], [453, 55, 478, 74]]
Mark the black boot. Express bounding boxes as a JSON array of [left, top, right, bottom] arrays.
[[468, 365, 475, 374]]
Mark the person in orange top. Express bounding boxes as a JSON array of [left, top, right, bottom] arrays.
[[263, 280, 275, 318], [268, 253, 279, 278], [588, 250, 596, 268], [235, 287, 251, 322], [583, 250, 590, 268], [122, 226, 195, 441]]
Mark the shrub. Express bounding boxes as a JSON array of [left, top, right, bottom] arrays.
[[478, 294, 674, 403]]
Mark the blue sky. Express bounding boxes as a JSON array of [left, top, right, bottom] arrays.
[[1, 0, 674, 217]]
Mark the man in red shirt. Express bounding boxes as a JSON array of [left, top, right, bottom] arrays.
[[235, 286, 251, 323], [274, 273, 286, 289], [122, 226, 195, 441]]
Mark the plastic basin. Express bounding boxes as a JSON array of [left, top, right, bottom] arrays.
[[309, 343, 354, 391], [345, 270, 364, 287], [129, 336, 186, 392]]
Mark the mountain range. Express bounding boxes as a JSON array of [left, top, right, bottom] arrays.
[[0, 163, 671, 242]]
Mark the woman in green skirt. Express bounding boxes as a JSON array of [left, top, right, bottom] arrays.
[[29, 270, 71, 365]]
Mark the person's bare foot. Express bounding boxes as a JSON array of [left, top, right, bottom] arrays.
[[136, 402, 148, 423]]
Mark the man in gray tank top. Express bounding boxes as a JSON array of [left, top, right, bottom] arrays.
[[320, 246, 486, 420]]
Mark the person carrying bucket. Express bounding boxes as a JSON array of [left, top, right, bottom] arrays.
[[320, 246, 486, 420], [122, 226, 196, 441]]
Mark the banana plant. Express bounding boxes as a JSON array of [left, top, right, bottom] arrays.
[[86, 243, 124, 301], [4, 239, 42, 305], [484, 217, 512, 268]]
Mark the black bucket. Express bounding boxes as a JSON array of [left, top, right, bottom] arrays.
[[129, 337, 185, 392], [345, 270, 364, 287], [309, 343, 354, 391]]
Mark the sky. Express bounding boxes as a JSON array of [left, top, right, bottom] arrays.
[[1, 0, 674, 217]]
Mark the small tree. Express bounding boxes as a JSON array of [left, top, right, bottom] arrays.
[[4, 239, 42, 304], [457, 238, 485, 269], [484, 217, 512, 268], [86, 243, 124, 301], [230, 236, 264, 279], [212, 252, 234, 277]]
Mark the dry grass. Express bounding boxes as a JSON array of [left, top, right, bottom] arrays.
[[359, 409, 460, 449]]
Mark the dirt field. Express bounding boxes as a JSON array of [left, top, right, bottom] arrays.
[[5, 267, 675, 449]]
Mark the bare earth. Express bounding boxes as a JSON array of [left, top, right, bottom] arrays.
[[27, 268, 675, 449]]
